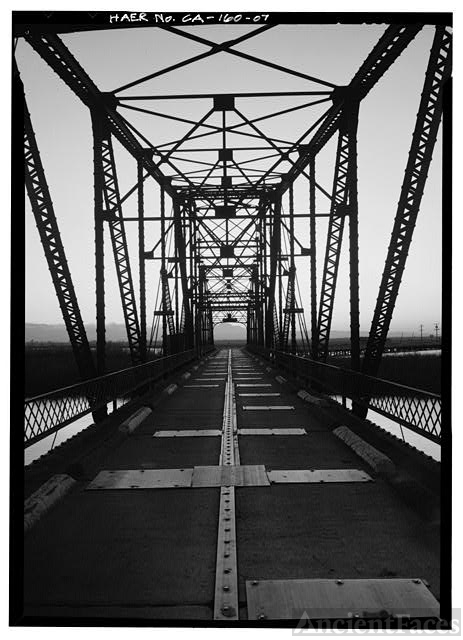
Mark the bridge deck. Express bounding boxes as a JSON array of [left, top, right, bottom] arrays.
[[23, 348, 440, 622]]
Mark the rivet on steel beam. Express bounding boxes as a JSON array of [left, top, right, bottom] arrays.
[[258, 613, 266, 620], [251, 580, 259, 586], [413, 579, 421, 584], [223, 585, 230, 592], [336, 579, 344, 585]]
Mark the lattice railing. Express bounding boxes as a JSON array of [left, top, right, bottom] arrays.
[[24, 349, 210, 447], [248, 346, 441, 444]]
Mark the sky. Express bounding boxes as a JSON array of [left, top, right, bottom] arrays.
[[17, 19, 444, 339]]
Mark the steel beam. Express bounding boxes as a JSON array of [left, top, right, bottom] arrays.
[[309, 157, 318, 359], [23, 32, 178, 200], [274, 25, 423, 199], [138, 160, 147, 361], [23, 72, 96, 382], [94, 114, 142, 365], [174, 200, 194, 349], [347, 102, 361, 371], [91, 112, 106, 376], [362, 26, 452, 378], [316, 114, 355, 362], [24, 26, 421, 205], [265, 198, 282, 348]]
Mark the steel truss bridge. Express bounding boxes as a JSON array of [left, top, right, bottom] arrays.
[[17, 15, 451, 450], [13, 13, 451, 626], [18, 18, 450, 379]]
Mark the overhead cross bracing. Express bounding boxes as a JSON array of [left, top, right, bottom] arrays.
[[17, 17, 450, 378]]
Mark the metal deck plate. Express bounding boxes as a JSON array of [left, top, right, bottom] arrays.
[[184, 384, 220, 388], [246, 578, 440, 620], [153, 429, 222, 438], [87, 469, 193, 490], [238, 428, 307, 436], [193, 465, 270, 487], [267, 469, 372, 483], [238, 393, 281, 397], [242, 405, 295, 411], [236, 384, 271, 387]]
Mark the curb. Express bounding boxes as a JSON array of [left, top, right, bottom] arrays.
[[163, 383, 178, 396], [297, 389, 330, 408], [118, 406, 152, 434], [333, 425, 396, 477], [24, 473, 76, 533]]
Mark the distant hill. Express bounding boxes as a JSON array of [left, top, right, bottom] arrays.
[[26, 323, 127, 343], [25, 322, 415, 344]]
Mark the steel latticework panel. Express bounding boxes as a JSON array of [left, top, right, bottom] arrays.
[[362, 26, 452, 378], [316, 120, 353, 362], [22, 70, 96, 382], [94, 120, 142, 365]]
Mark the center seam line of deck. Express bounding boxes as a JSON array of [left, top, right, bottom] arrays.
[[214, 349, 240, 621]]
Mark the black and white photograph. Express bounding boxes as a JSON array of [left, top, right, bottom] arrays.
[[11, 8, 453, 630]]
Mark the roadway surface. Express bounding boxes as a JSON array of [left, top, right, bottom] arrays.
[[23, 347, 440, 622]]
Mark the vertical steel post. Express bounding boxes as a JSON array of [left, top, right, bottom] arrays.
[[160, 185, 168, 353], [138, 160, 147, 362], [257, 199, 265, 346], [289, 184, 297, 352], [174, 242, 179, 335], [174, 199, 193, 349], [309, 157, 318, 359], [188, 203, 196, 350], [347, 101, 361, 371], [91, 111, 106, 376], [266, 197, 282, 348], [278, 210, 283, 347], [316, 120, 351, 362]]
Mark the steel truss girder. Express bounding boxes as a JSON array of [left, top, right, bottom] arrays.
[[23, 77, 96, 381], [174, 201, 194, 348], [316, 110, 358, 361], [23, 32, 178, 200], [24, 27, 421, 205], [94, 117, 142, 365], [274, 25, 422, 199], [265, 199, 282, 348], [161, 268, 176, 338], [362, 26, 452, 377], [281, 266, 296, 352]]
